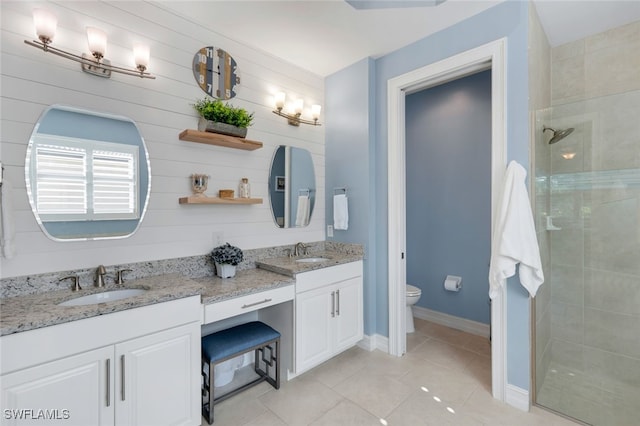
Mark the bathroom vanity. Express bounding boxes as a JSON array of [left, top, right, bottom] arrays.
[[0, 249, 364, 426], [1, 296, 201, 426]]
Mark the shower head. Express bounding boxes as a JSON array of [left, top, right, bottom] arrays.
[[543, 126, 574, 144]]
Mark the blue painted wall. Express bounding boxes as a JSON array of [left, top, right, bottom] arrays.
[[325, 58, 377, 336], [325, 0, 531, 390], [405, 70, 492, 325]]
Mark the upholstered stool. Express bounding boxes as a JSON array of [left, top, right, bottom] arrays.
[[201, 321, 280, 424]]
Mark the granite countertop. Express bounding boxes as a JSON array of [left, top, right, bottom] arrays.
[[0, 249, 362, 337], [256, 250, 364, 277], [0, 269, 296, 337], [193, 268, 294, 304], [0, 274, 203, 336]]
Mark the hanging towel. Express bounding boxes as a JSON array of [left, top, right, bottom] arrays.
[[333, 194, 349, 230], [1, 178, 15, 259], [489, 161, 544, 299], [295, 195, 310, 227]]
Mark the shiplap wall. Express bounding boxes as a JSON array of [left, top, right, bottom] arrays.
[[0, 1, 325, 278]]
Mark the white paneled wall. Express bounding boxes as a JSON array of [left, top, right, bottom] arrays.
[[0, 1, 325, 278]]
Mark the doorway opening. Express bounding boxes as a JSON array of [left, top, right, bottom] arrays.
[[387, 38, 507, 401]]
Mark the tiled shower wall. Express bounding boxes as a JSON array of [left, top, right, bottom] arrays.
[[547, 20, 640, 390]]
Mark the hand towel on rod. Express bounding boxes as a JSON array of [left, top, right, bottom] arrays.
[[295, 195, 310, 227], [488, 161, 544, 299], [333, 193, 349, 230]]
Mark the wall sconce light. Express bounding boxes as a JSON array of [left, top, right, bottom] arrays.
[[24, 9, 155, 79], [272, 92, 321, 126]]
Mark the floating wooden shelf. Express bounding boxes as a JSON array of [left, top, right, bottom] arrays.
[[179, 196, 263, 205], [179, 129, 263, 151]]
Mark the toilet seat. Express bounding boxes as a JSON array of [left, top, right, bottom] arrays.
[[406, 284, 421, 296]]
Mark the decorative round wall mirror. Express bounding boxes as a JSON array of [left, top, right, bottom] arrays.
[[192, 46, 240, 100], [268, 146, 316, 228], [25, 105, 151, 241]]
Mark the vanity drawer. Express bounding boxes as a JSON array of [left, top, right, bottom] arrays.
[[202, 285, 294, 324], [296, 261, 363, 294]]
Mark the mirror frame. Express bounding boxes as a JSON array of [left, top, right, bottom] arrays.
[[268, 145, 316, 228], [25, 105, 152, 241]]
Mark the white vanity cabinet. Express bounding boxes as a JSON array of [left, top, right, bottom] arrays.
[[294, 261, 363, 375], [1, 297, 201, 426], [1, 346, 114, 425]]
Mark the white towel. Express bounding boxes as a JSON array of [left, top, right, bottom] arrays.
[[333, 194, 349, 230], [489, 161, 544, 299], [295, 195, 310, 227], [1, 178, 15, 259]]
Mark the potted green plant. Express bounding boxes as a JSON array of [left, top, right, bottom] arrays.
[[210, 243, 244, 278], [193, 97, 254, 138]]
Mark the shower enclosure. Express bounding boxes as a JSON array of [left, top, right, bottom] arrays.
[[533, 89, 640, 425]]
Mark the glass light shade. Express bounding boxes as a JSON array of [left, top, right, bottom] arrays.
[[294, 99, 304, 114], [33, 9, 57, 42], [133, 44, 150, 69], [274, 92, 286, 109], [86, 27, 107, 57], [311, 104, 321, 120]]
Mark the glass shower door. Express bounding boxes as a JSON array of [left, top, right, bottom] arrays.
[[533, 89, 640, 425]]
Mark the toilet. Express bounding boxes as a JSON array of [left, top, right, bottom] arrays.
[[406, 284, 422, 333]]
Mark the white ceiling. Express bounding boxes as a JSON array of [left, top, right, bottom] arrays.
[[162, 0, 640, 77]]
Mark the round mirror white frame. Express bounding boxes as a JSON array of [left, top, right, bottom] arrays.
[[25, 105, 151, 241], [268, 145, 315, 228]]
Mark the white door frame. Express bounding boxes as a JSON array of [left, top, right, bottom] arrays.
[[387, 38, 507, 401]]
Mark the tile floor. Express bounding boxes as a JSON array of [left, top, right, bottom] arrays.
[[203, 318, 579, 425], [537, 362, 639, 426]]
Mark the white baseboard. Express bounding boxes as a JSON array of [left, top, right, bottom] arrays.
[[358, 334, 389, 353], [412, 306, 490, 338], [505, 384, 530, 412]]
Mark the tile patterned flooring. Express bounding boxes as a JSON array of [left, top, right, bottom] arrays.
[[537, 362, 640, 426], [203, 318, 579, 425]]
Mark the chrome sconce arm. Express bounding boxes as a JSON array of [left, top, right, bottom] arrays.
[[271, 92, 321, 126], [24, 39, 155, 79], [24, 8, 155, 80], [272, 107, 321, 126]]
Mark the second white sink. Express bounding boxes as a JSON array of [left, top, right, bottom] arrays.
[[295, 257, 330, 263], [58, 289, 147, 307]]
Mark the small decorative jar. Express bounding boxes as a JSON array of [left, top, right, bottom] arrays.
[[239, 178, 251, 198]]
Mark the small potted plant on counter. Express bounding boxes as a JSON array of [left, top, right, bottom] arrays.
[[210, 243, 244, 278], [193, 97, 254, 138]]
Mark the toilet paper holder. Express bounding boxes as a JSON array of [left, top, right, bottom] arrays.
[[444, 275, 462, 292]]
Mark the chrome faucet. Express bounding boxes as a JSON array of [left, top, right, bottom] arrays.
[[293, 242, 307, 257], [95, 265, 107, 287]]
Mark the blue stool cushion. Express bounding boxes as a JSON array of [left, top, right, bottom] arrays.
[[202, 321, 280, 363]]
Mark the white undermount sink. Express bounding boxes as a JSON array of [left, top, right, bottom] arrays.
[[58, 289, 148, 307], [295, 257, 330, 263]]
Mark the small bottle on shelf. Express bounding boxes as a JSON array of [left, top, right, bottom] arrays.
[[239, 177, 251, 198]]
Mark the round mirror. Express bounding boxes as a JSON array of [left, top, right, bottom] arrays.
[[268, 146, 315, 228], [25, 105, 151, 241]]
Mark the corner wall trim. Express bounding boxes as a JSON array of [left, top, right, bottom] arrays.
[[359, 334, 389, 353], [505, 384, 530, 412]]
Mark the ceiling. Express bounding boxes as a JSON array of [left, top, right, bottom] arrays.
[[162, 1, 640, 77]]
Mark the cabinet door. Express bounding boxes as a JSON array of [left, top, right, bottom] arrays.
[[114, 322, 200, 426], [1, 346, 114, 426], [334, 276, 364, 353], [295, 286, 333, 374]]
